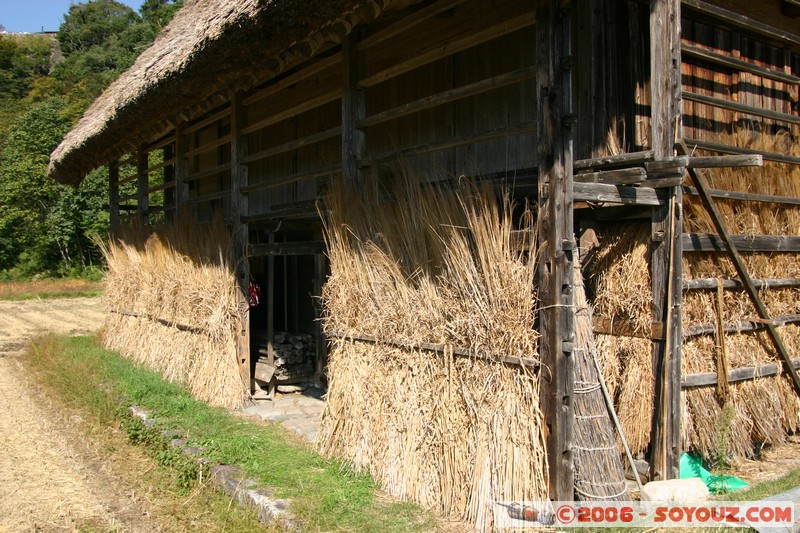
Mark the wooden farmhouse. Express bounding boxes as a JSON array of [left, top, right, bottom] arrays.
[[49, 0, 800, 519]]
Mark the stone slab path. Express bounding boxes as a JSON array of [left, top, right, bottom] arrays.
[[241, 387, 325, 443]]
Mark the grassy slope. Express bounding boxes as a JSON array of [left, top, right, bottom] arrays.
[[25, 334, 439, 532], [0, 279, 103, 300]]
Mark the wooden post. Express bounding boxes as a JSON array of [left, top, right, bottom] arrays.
[[536, 0, 576, 502], [342, 30, 365, 184], [136, 148, 149, 226], [267, 231, 276, 398], [174, 121, 188, 218], [230, 92, 251, 397], [649, 0, 683, 481], [109, 160, 120, 232], [314, 253, 327, 384]]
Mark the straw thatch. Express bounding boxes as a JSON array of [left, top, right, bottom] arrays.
[[586, 130, 800, 461], [98, 217, 247, 409], [317, 173, 547, 531], [48, 0, 390, 185]]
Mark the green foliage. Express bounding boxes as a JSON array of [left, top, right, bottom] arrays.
[[0, 1, 183, 278]]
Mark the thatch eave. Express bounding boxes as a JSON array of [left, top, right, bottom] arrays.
[[48, 0, 389, 185]]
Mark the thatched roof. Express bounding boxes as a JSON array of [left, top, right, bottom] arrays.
[[48, 0, 389, 185]]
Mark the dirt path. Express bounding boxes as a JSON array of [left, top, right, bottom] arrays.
[[0, 297, 157, 532]]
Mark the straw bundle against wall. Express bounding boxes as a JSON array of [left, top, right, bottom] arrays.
[[317, 174, 547, 531], [586, 131, 800, 461], [99, 217, 247, 409]]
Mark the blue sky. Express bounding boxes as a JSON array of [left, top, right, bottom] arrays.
[[1, 1, 144, 33]]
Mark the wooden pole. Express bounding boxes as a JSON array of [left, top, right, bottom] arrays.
[[136, 148, 149, 226], [174, 121, 188, 218], [649, 0, 683, 481], [536, 0, 576, 502], [230, 92, 252, 397], [342, 30, 365, 184], [109, 160, 120, 232]]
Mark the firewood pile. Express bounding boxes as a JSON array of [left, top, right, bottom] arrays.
[[255, 331, 315, 380]]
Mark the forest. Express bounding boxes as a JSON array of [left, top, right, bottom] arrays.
[[0, 0, 181, 279]]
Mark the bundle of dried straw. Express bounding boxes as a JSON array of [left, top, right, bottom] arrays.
[[317, 174, 547, 530], [99, 217, 247, 409]]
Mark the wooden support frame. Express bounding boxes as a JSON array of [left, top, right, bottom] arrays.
[[682, 359, 800, 389], [682, 234, 800, 252], [174, 121, 188, 217], [230, 92, 251, 397], [678, 140, 800, 399], [649, 0, 683, 482], [536, 0, 575, 502]]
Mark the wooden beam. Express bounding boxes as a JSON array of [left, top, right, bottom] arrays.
[[684, 139, 800, 165], [136, 149, 149, 226], [109, 161, 120, 232], [242, 53, 342, 107], [241, 91, 341, 136], [241, 165, 341, 194], [174, 121, 188, 217], [536, 0, 575, 502], [573, 167, 646, 185], [573, 183, 664, 206], [677, 140, 800, 410], [356, 0, 468, 51], [687, 154, 763, 168], [681, 43, 800, 85], [573, 150, 655, 171], [649, 0, 683, 482], [184, 162, 232, 183], [183, 134, 232, 158], [243, 126, 342, 164], [359, 12, 535, 88], [681, 0, 800, 47], [231, 92, 251, 397], [342, 31, 365, 184], [359, 66, 536, 128], [683, 91, 800, 125], [682, 233, 800, 252], [683, 186, 800, 206], [247, 241, 326, 257], [685, 313, 800, 337], [682, 359, 800, 389], [327, 330, 540, 368], [684, 277, 800, 290]]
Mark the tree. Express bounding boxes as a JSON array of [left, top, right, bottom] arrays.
[[57, 1, 139, 57], [140, 0, 183, 29]]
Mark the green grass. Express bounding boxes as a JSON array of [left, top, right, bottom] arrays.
[[716, 467, 800, 502], [25, 334, 439, 533], [1, 289, 104, 301]]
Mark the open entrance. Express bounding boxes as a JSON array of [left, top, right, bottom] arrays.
[[247, 224, 327, 397]]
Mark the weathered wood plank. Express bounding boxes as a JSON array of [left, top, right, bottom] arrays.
[[241, 165, 341, 194], [183, 134, 232, 157], [573, 167, 646, 185], [241, 91, 341, 136], [683, 91, 800, 125], [681, 0, 800, 46], [359, 12, 536, 88], [231, 92, 251, 396], [682, 360, 800, 389], [573, 150, 655, 171], [136, 149, 149, 226], [684, 139, 800, 165], [683, 186, 800, 206], [359, 66, 536, 128], [357, 0, 468, 51], [685, 313, 800, 337], [681, 43, 800, 85], [682, 233, 800, 252], [649, 0, 682, 482], [242, 53, 342, 107], [573, 183, 664, 206], [687, 154, 763, 168], [684, 277, 800, 290], [243, 126, 342, 164], [342, 32, 365, 184], [536, 0, 575, 502], [183, 107, 230, 135], [183, 162, 232, 183]]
